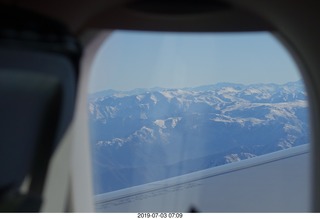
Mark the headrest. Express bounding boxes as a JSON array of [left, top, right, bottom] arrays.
[[0, 5, 81, 211]]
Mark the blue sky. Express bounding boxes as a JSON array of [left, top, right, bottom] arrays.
[[89, 31, 301, 93]]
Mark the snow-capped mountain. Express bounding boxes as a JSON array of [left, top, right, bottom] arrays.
[[89, 80, 310, 194]]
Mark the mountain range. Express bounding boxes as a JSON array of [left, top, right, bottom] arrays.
[[88, 80, 310, 194]]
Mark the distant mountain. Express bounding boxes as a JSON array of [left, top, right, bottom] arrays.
[[89, 80, 310, 194], [89, 87, 165, 100]]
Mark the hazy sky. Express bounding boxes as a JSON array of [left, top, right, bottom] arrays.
[[88, 31, 301, 93]]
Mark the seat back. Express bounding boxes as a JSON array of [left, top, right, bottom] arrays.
[[0, 5, 81, 212]]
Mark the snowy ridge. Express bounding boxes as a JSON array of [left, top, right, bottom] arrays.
[[89, 80, 310, 194]]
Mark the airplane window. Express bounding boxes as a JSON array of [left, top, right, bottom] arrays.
[[87, 31, 310, 212]]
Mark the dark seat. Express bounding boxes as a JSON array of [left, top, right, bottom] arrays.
[[0, 5, 81, 212]]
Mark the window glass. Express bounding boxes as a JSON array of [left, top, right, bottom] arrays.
[[88, 31, 310, 211]]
